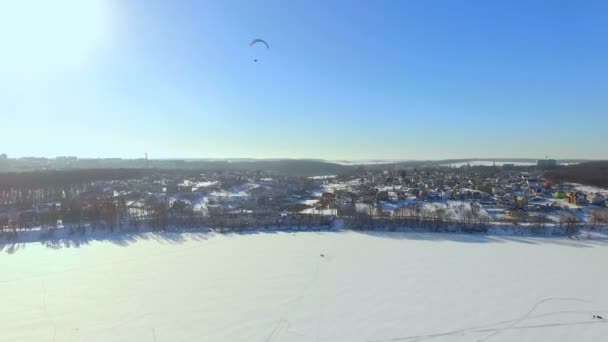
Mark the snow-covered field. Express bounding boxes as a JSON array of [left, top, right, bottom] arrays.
[[326, 160, 404, 165], [2, 231, 608, 341]]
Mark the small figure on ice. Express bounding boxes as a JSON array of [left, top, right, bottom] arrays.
[[593, 315, 604, 320], [320, 253, 325, 258]]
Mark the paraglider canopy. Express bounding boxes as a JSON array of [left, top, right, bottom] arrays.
[[250, 38, 269, 49], [250, 39, 269, 62]]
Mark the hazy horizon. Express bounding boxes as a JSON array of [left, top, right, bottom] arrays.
[[0, 154, 598, 162], [1, 0, 607, 160]]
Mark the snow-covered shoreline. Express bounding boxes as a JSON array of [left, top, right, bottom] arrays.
[[2, 221, 608, 254]]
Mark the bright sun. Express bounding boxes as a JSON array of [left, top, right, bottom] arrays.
[[0, 0, 110, 78]]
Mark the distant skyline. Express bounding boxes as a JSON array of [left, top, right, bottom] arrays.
[[0, 155, 597, 163], [1, 0, 607, 160]]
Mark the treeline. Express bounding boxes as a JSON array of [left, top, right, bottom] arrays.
[[344, 214, 490, 233], [0, 168, 220, 208], [1, 160, 355, 177], [342, 213, 580, 236], [0, 169, 149, 189], [0, 202, 334, 234], [1, 200, 595, 237], [545, 161, 608, 189], [0, 169, 149, 208], [338, 203, 589, 236], [341, 203, 492, 232]]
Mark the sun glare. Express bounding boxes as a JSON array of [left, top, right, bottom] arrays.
[[0, 0, 110, 78]]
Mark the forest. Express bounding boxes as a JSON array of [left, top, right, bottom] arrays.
[[545, 161, 608, 188]]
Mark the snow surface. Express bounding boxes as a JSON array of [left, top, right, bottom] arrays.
[[308, 175, 337, 180], [2, 231, 608, 341], [299, 208, 337, 215], [567, 183, 608, 196], [325, 160, 403, 165], [210, 183, 259, 198], [299, 199, 319, 206], [192, 181, 218, 190]]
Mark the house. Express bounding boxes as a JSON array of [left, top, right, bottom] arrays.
[[537, 159, 557, 169], [492, 187, 506, 196], [552, 191, 566, 199], [497, 196, 514, 208], [407, 187, 420, 196], [427, 190, 440, 200], [318, 192, 335, 207], [506, 208, 528, 219], [376, 191, 389, 202], [459, 188, 489, 200], [565, 192, 587, 205], [588, 193, 606, 206], [164, 182, 178, 194], [565, 192, 576, 204], [178, 185, 193, 193]]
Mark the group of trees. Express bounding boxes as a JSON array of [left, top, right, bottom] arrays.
[[0, 184, 85, 209], [590, 209, 608, 225], [0, 197, 129, 231], [0, 169, 150, 215], [0, 169, 146, 190], [339, 203, 491, 232], [343, 212, 490, 233], [545, 161, 608, 188], [558, 215, 581, 236], [336, 201, 587, 236], [0, 193, 337, 233]]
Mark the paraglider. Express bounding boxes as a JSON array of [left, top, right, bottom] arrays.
[[250, 39, 269, 62], [250, 39, 270, 49]]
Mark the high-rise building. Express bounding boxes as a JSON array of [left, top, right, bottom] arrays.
[[537, 159, 557, 169]]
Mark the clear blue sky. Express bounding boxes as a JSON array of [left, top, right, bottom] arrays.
[[1, 0, 607, 160]]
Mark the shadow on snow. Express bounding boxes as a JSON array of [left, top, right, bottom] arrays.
[[1, 226, 607, 254]]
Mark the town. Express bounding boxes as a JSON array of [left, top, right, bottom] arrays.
[[1, 159, 607, 237]]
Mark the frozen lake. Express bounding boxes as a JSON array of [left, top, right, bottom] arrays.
[[1, 231, 608, 341]]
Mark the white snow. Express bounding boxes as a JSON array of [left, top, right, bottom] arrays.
[[191, 196, 210, 211], [567, 183, 608, 196], [209, 183, 258, 198], [321, 182, 351, 193], [308, 175, 337, 180], [192, 180, 218, 190], [1, 231, 608, 342], [299, 208, 337, 215], [356, 202, 372, 212], [299, 199, 319, 206], [325, 160, 403, 165]]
